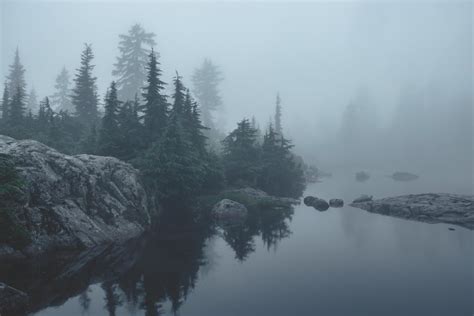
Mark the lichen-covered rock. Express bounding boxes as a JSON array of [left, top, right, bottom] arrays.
[[0, 135, 152, 257], [350, 193, 474, 229], [212, 199, 248, 221]]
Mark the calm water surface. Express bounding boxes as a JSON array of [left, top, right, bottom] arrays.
[[8, 170, 474, 316]]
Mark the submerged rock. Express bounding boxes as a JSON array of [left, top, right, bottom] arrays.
[[355, 171, 370, 182], [304, 196, 329, 211], [329, 199, 344, 208], [350, 193, 474, 230], [212, 199, 248, 221], [352, 195, 373, 203], [225, 187, 299, 206], [390, 172, 419, 181], [0, 135, 153, 258], [0, 282, 28, 315]]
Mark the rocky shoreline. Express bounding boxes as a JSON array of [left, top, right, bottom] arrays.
[[0, 135, 154, 259], [350, 193, 474, 230]]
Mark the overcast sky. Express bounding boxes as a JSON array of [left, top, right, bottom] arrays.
[[1, 0, 471, 149]]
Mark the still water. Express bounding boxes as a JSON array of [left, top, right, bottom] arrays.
[[7, 171, 474, 316]]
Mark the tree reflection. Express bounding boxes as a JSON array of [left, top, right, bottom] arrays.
[[0, 202, 295, 315]]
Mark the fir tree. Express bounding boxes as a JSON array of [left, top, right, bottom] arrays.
[[274, 93, 283, 135], [98, 81, 121, 157], [51, 67, 73, 112], [222, 118, 260, 186], [6, 48, 26, 98], [142, 49, 167, 142], [192, 59, 223, 129], [113, 24, 156, 101], [71, 44, 99, 127], [257, 124, 305, 198]]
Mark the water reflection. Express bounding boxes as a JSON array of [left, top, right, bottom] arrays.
[[0, 203, 294, 316]]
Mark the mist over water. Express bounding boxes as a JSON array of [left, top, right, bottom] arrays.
[[2, 1, 472, 177], [0, 1, 472, 315]]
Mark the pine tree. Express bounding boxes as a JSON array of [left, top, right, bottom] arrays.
[[113, 24, 156, 101], [222, 118, 260, 186], [274, 93, 283, 135], [192, 59, 223, 129], [98, 81, 121, 157], [51, 67, 73, 112], [71, 44, 99, 127], [142, 49, 167, 142], [139, 75, 205, 202], [6, 48, 26, 98], [257, 124, 305, 198]]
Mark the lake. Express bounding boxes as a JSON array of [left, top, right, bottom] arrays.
[[5, 170, 474, 316]]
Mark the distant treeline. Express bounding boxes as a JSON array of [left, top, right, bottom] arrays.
[[0, 24, 305, 202]]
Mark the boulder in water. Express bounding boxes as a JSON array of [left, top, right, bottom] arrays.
[[329, 199, 344, 208], [304, 196, 330, 211]]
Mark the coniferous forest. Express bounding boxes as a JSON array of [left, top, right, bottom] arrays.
[[0, 24, 306, 204]]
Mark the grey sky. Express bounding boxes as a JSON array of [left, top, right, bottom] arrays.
[[1, 0, 471, 154]]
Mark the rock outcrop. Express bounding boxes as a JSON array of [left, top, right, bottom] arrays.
[[350, 193, 474, 229], [0, 135, 153, 258]]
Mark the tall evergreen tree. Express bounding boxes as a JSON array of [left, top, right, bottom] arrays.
[[142, 49, 167, 141], [274, 93, 283, 135], [222, 118, 260, 186], [98, 82, 121, 157], [51, 67, 73, 112], [6, 48, 26, 98], [113, 24, 156, 101], [71, 44, 99, 127], [139, 74, 204, 202], [257, 124, 305, 198], [191, 59, 223, 129]]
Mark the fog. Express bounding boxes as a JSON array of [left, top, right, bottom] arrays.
[[1, 0, 472, 175]]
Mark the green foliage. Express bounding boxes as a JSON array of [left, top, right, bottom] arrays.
[[222, 118, 261, 186], [0, 154, 30, 249], [257, 124, 306, 198], [98, 81, 121, 157], [142, 49, 168, 143]]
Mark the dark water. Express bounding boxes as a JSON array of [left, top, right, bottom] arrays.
[[4, 170, 473, 316]]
